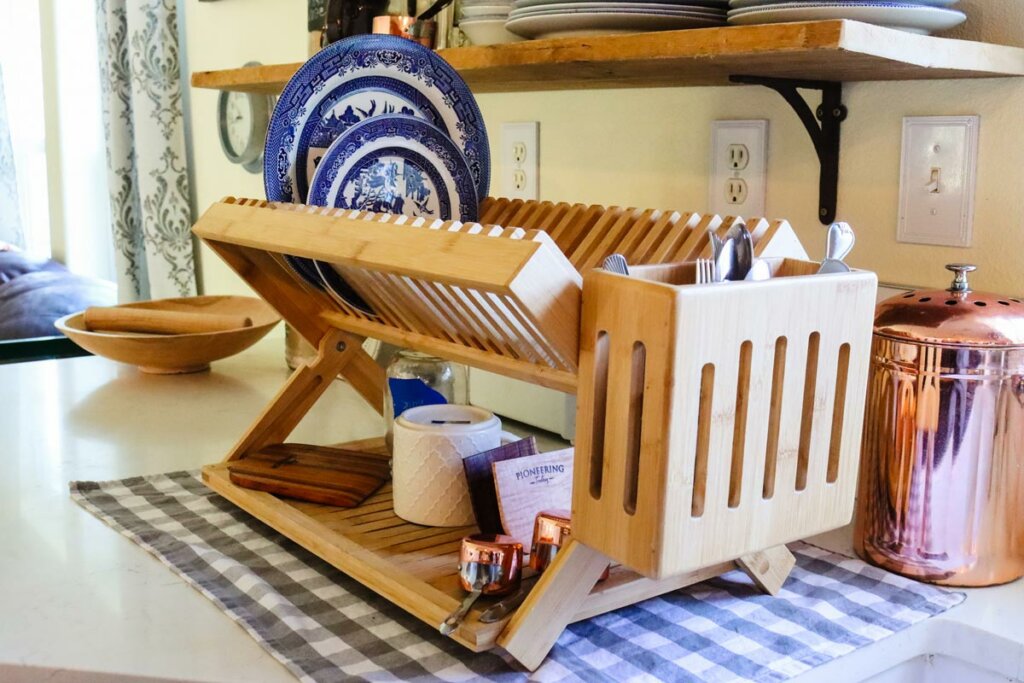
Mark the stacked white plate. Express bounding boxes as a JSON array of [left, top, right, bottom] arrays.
[[726, 1, 967, 35], [505, 0, 728, 39], [459, 0, 525, 44]]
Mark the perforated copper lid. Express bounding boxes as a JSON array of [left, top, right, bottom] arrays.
[[874, 264, 1024, 347]]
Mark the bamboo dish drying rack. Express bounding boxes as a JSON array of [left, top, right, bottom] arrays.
[[196, 196, 874, 670]]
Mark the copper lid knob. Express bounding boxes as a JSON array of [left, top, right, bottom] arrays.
[[946, 263, 976, 293]]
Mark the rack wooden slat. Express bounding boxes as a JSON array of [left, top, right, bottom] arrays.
[[191, 20, 1024, 95], [194, 198, 584, 393]]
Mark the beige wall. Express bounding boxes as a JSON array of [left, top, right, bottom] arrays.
[[183, 0, 309, 298], [185, 0, 1024, 297]]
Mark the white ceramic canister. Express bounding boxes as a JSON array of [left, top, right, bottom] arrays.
[[392, 404, 515, 526]]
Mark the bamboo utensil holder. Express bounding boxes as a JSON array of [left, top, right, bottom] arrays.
[[194, 197, 870, 670], [573, 260, 878, 579]]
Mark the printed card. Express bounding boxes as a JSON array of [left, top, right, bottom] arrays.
[[492, 448, 573, 550]]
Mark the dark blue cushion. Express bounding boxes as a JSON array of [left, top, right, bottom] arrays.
[[0, 268, 116, 340], [0, 250, 69, 284]]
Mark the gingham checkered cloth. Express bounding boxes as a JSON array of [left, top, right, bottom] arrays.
[[70, 471, 964, 683]]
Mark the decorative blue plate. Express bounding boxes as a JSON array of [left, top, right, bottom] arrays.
[[308, 115, 479, 219], [264, 34, 489, 206], [306, 115, 479, 316]]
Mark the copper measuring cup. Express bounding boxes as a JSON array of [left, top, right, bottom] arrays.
[[530, 509, 573, 573], [479, 511, 609, 624], [530, 509, 609, 579], [440, 533, 522, 635]]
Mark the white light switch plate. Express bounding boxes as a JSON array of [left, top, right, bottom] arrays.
[[709, 120, 768, 218], [897, 116, 979, 247], [501, 121, 539, 200]]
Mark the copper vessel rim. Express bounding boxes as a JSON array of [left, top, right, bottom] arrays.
[[872, 331, 1024, 350]]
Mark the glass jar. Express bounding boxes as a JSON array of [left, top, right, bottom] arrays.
[[384, 350, 468, 450], [284, 324, 318, 370]]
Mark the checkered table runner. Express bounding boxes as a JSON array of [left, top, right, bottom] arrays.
[[71, 471, 964, 683]]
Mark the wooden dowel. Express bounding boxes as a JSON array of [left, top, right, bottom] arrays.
[[83, 306, 253, 335]]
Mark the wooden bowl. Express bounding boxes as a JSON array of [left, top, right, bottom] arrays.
[[56, 296, 281, 374]]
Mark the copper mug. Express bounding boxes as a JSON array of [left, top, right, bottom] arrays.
[[371, 15, 436, 48], [530, 509, 609, 581], [441, 534, 522, 634]]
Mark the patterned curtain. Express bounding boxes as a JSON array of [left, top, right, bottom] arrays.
[[0, 64, 24, 249], [95, 0, 195, 301]]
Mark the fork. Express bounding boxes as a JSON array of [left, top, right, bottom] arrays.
[[695, 258, 717, 285], [601, 253, 630, 275]]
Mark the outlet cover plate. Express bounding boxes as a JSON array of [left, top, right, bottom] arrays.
[[709, 120, 767, 218], [501, 121, 539, 200], [897, 115, 979, 248]]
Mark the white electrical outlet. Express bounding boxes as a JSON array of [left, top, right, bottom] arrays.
[[709, 120, 767, 217], [726, 178, 748, 204], [502, 121, 539, 200], [897, 116, 979, 248], [727, 144, 750, 170]]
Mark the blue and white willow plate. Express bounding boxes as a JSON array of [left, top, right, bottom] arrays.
[[308, 115, 478, 218], [264, 34, 489, 206], [307, 115, 479, 315]]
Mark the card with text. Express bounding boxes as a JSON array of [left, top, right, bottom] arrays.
[[492, 448, 573, 550]]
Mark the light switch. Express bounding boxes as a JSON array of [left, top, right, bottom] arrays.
[[897, 116, 979, 248]]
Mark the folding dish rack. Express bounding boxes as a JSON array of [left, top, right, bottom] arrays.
[[196, 196, 877, 670]]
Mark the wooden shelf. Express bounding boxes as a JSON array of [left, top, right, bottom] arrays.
[[191, 20, 1024, 94]]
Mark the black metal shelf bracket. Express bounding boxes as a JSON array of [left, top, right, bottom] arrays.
[[731, 75, 847, 225]]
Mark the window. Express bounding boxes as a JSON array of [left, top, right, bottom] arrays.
[[0, 0, 113, 282]]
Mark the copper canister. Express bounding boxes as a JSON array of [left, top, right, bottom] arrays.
[[855, 264, 1024, 586]]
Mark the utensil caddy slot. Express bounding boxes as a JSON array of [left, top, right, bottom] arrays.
[[573, 260, 878, 579], [193, 197, 875, 671]]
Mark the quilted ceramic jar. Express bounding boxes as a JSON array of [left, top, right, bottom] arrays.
[[392, 404, 515, 526]]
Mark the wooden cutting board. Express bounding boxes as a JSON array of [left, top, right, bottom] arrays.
[[228, 443, 390, 507]]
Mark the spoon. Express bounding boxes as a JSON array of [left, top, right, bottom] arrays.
[[440, 576, 485, 635], [818, 222, 855, 274], [715, 237, 735, 283], [725, 223, 754, 281], [707, 228, 724, 264], [479, 586, 530, 624]]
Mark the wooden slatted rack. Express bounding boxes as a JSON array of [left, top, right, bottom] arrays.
[[196, 196, 868, 670]]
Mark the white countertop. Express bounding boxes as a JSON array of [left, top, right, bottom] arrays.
[[1, 333, 1021, 682], [0, 336, 375, 683]]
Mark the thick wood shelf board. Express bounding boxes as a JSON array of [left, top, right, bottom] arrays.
[[191, 20, 1024, 94]]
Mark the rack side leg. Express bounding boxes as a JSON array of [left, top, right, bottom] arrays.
[[221, 329, 379, 462], [736, 544, 796, 596], [498, 540, 610, 671]]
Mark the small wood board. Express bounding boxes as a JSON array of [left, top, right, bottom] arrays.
[[227, 443, 390, 508]]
